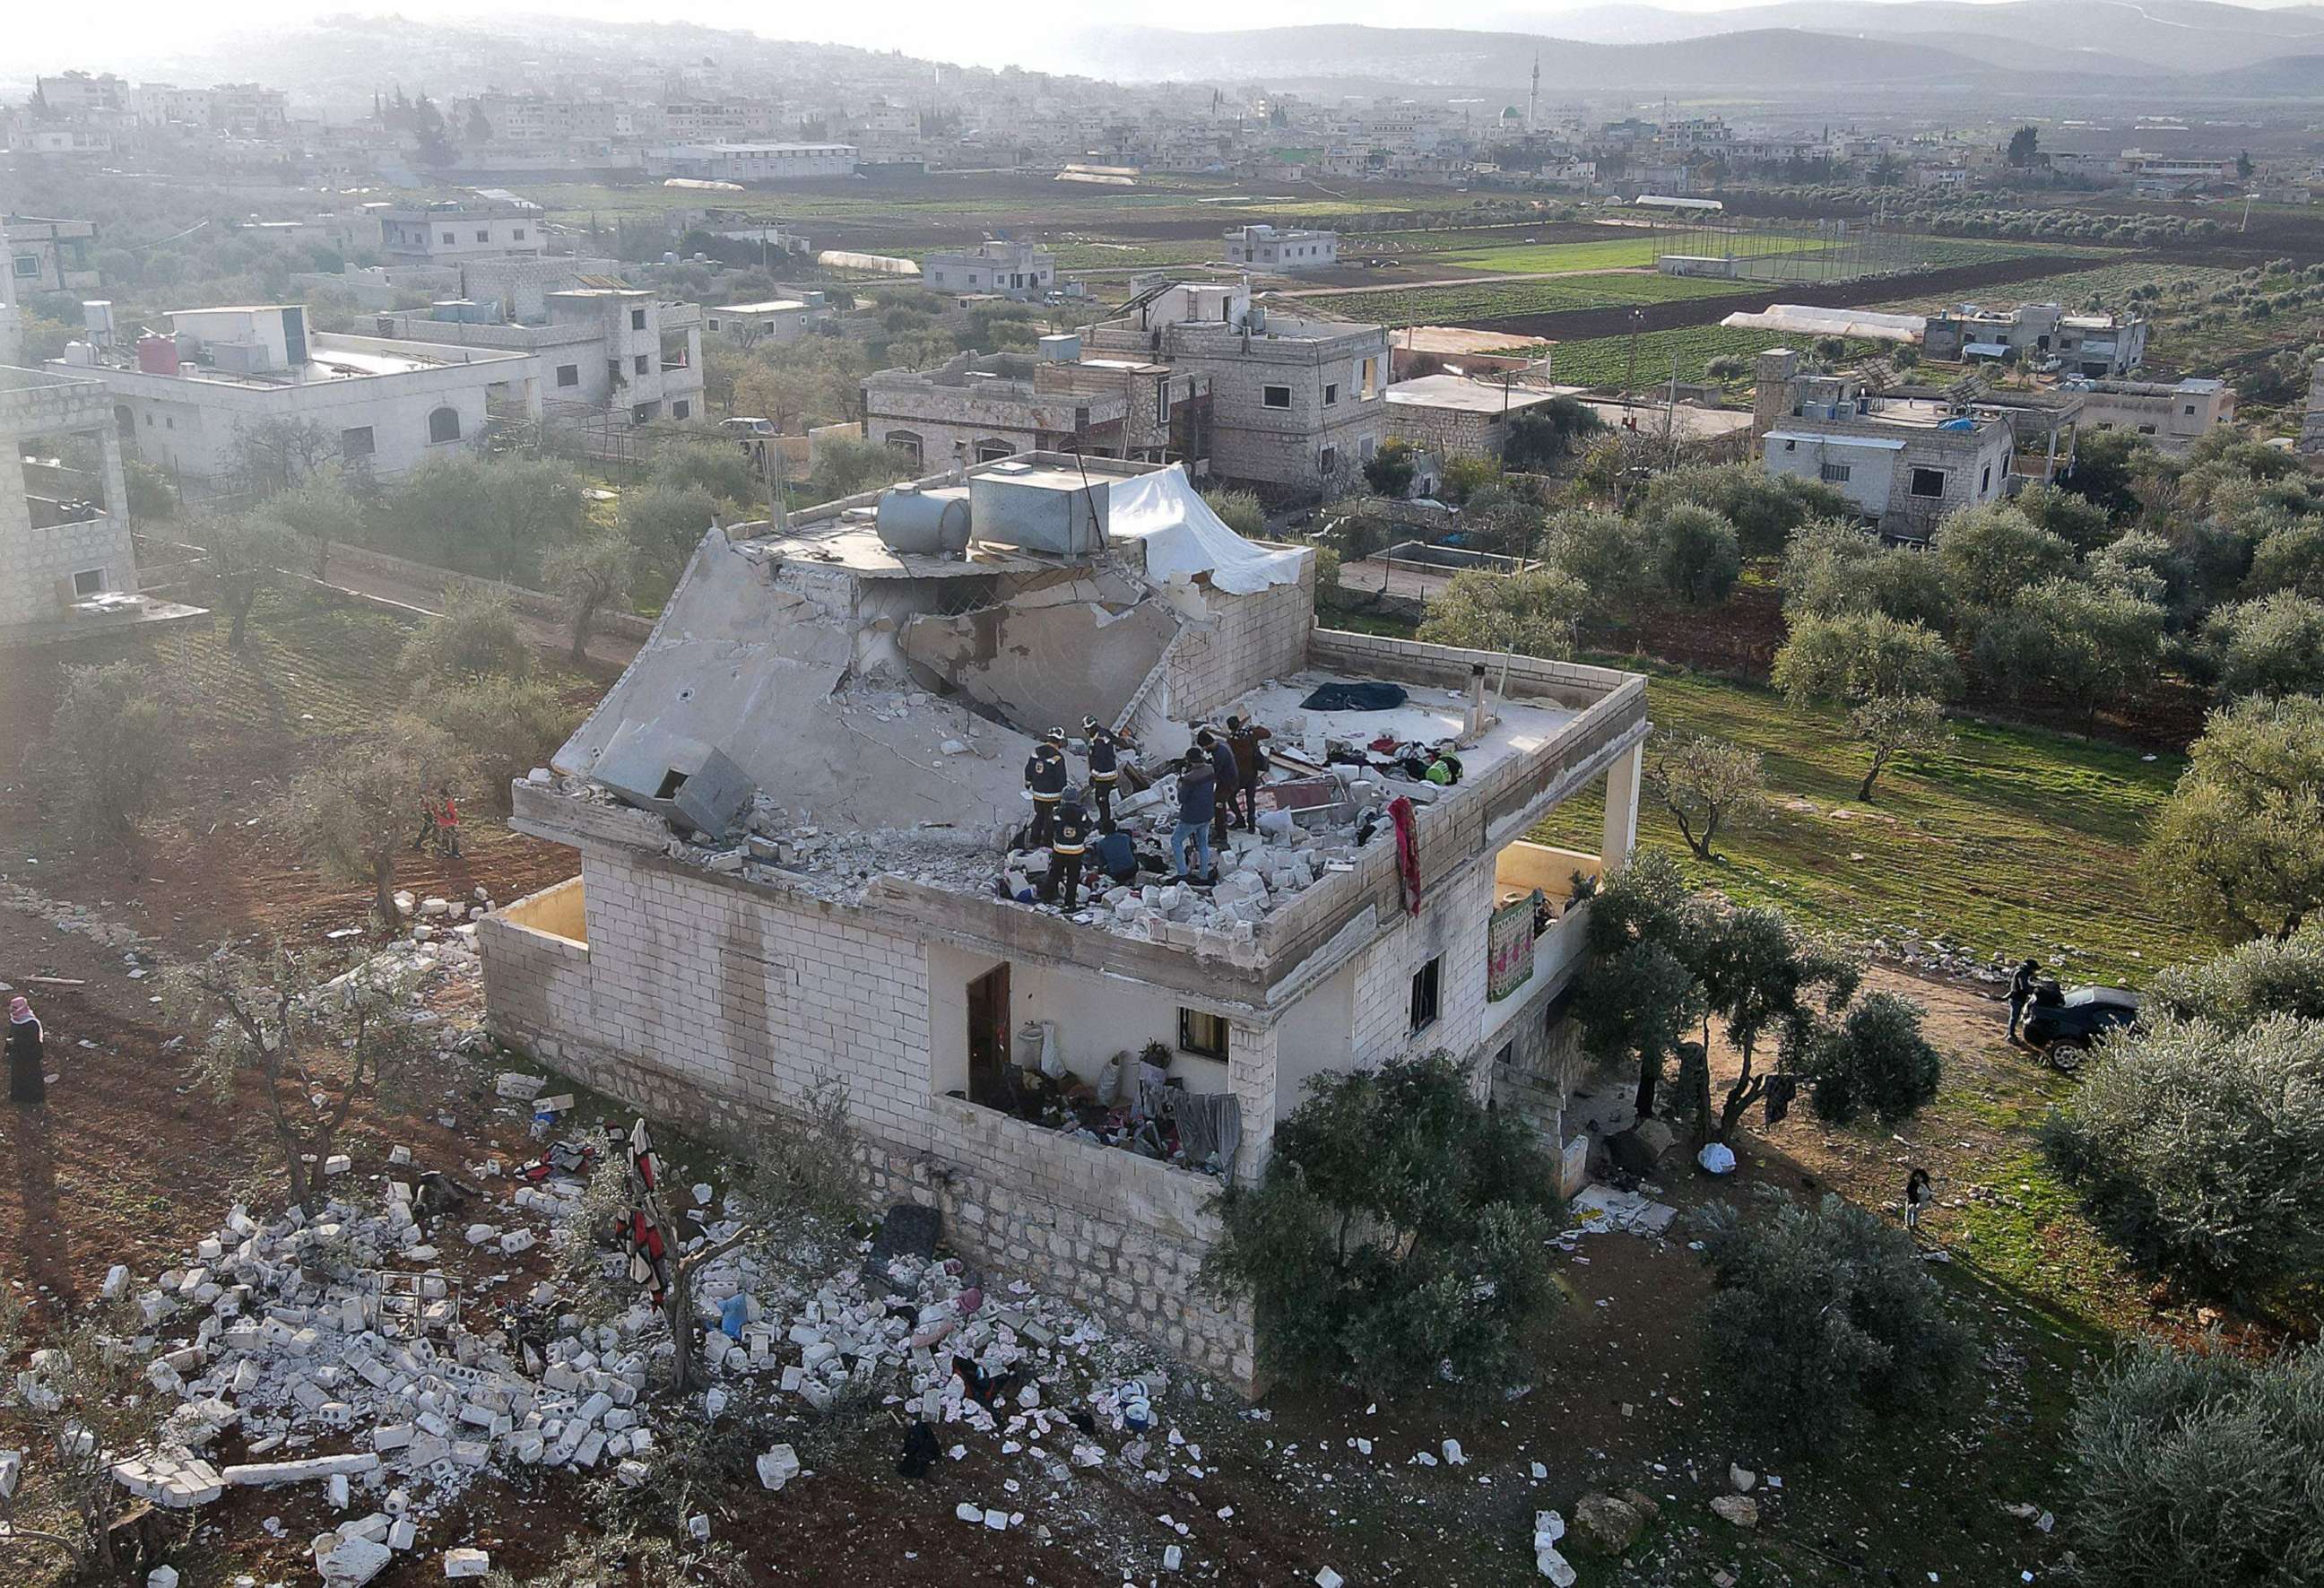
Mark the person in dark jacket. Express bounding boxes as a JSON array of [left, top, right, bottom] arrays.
[[1041, 791, 1094, 911], [1023, 731, 1069, 850], [1081, 716, 1123, 830], [1172, 751, 1217, 882], [1224, 713, 1273, 831], [1903, 1166, 1935, 1235], [1198, 727, 1238, 848], [2007, 959, 2041, 1043], [7, 995, 44, 1105], [1093, 826, 1140, 886]]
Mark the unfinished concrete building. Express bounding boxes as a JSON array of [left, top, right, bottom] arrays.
[[1754, 349, 2014, 543], [1082, 282, 1388, 498], [1, 267, 204, 642], [477, 454, 1647, 1389], [863, 341, 1211, 472]]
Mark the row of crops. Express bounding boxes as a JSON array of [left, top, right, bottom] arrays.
[[1301, 271, 1745, 328]]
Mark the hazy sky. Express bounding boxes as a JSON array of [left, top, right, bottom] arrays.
[[13, 0, 2319, 80]]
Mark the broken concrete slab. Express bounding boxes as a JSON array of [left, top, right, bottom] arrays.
[[225, 1453, 379, 1488]]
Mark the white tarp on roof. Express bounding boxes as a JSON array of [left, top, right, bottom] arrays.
[[1720, 304, 1928, 344], [1106, 465, 1306, 596]]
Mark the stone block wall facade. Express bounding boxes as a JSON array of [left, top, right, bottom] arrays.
[[478, 844, 1261, 1387], [1, 372, 139, 634], [1383, 400, 1504, 463], [1162, 556, 1318, 725]]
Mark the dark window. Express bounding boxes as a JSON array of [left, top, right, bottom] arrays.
[[1819, 462, 1851, 483], [1409, 957, 1443, 1033], [12, 253, 38, 278], [1320, 445, 1339, 475], [1178, 1009, 1230, 1062], [976, 439, 1012, 463], [1909, 466, 1947, 498], [72, 568, 106, 596], [885, 430, 923, 465], [513, 228, 526, 241], [630, 308, 647, 331], [1262, 385, 1292, 409], [427, 406, 462, 444], [1322, 382, 1338, 406], [2138, 424, 2156, 435], [441, 230, 455, 244], [474, 230, 490, 243], [340, 425, 375, 460], [2182, 404, 2196, 415], [1981, 464, 1992, 492], [555, 363, 579, 387], [672, 400, 690, 420], [635, 353, 651, 375]]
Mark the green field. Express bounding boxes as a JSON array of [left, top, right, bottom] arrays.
[[1879, 260, 2229, 317], [1303, 271, 1747, 329], [1434, 233, 1818, 273], [1538, 324, 1851, 387], [1528, 663, 2190, 986]]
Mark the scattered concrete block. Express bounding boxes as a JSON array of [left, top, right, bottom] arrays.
[[317, 1536, 392, 1588], [443, 1548, 490, 1577], [223, 1453, 379, 1488], [756, 1444, 802, 1491]]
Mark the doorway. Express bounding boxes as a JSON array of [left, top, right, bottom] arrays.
[[966, 964, 1011, 1109]]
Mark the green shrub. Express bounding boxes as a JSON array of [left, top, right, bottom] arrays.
[[2042, 1015, 2324, 1300], [1801, 991, 1943, 1125], [2146, 922, 2324, 1030], [1692, 1190, 1973, 1452], [2070, 1342, 2324, 1587], [1201, 1053, 1561, 1392]]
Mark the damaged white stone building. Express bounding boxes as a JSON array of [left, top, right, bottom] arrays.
[[477, 454, 1647, 1389]]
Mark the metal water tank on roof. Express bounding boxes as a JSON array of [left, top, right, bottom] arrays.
[[968, 462, 1108, 558], [874, 484, 973, 557], [135, 333, 180, 375]]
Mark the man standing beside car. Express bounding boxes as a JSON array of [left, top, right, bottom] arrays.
[[2006, 958, 2041, 1044]]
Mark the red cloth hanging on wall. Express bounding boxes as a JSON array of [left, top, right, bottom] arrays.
[[1389, 795, 1422, 916]]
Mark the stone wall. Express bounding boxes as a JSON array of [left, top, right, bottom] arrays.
[[1165, 555, 1318, 724], [1383, 402, 1499, 463], [477, 851, 1262, 1389]]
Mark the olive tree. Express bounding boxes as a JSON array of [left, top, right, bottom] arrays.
[[2202, 592, 2324, 702], [2042, 1014, 2324, 1300], [192, 508, 301, 649], [1647, 502, 1742, 608], [1643, 729, 1767, 862], [45, 660, 169, 846], [1201, 1052, 1562, 1393], [400, 581, 534, 686], [1416, 566, 1589, 660], [541, 528, 636, 664], [288, 717, 466, 924], [2144, 694, 2324, 942], [1692, 1190, 1973, 1453], [1934, 504, 2075, 613], [2146, 920, 2324, 1029], [1799, 992, 1944, 1126]]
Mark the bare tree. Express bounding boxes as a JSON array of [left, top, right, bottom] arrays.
[[161, 941, 429, 1216], [0, 1295, 164, 1577], [228, 416, 339, 496]]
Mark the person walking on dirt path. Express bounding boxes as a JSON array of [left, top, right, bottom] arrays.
[[1903, 1166, 1934, 1235], [409, 795, 438, 855], [2006, 959, 2040, 1044], [434, 786, 464, 860], [8, 995, 46, 1105]]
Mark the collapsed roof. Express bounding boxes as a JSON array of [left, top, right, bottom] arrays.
[[551, 460, 1305, 837]]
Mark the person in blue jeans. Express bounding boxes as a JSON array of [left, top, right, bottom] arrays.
[[1171, 749, 1218, 883]]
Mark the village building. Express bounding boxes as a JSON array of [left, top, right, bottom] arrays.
[[1753, 349, 2014, 542], [924, 241, 1056, 299], [1383, 372, 1577, 462], [377, 202, 546, 266], [1, 265, 203, 642], [658, 143, 859, 182], [863, 340, 1210, 471], [1081, 282, 1388, 497], [55, 303, 540, 483], [1221, 225, 1340, 272], [703, 297, 830, 346], [1922, 302, 2148, 377], [476, 453, 1648, 1389], [372, 273, 705, 427], [2074, 375, 2235, 455]]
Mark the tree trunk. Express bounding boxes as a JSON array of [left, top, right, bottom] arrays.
[[1859, 756, 1882, 803], [372, 853, 399, 933], [229, 592, 254, 649]]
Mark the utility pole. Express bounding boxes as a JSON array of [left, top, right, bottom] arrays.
[[1623, 307, 1644, 395]]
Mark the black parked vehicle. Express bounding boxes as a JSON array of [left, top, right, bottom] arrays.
[[2023, 984, 2141, 1070]]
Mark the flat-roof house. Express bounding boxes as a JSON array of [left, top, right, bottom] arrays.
[[1222, 225, 1340, 273], [1082, 282, 1388, 497], [1754, 349, 2014, 542], [55, 304, 540, 483], [863, 342, 1210, 472], [923, 241, 1055, 300], [377, 202, 544, 266], [1922, 302, 2146, 377], [2075, 376, 2234, 456], [661, 143, 859, 182], [476, 452, 1648, 1390], [703, 297, 828, 346], [1384, 372, 1574, 461]]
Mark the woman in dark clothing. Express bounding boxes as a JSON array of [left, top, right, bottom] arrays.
[[7, 995, 45, 1105], [1225, 714, 1273, 832]]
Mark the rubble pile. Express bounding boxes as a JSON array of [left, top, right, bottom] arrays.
[[95, 1116, 1181, 1583]]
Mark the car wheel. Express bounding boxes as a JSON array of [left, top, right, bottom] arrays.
[[2046, 1037, 2087, 1073]]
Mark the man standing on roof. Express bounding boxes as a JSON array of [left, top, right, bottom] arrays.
[[1082, 716, 1123, 831], [1172, 749, 1218, 884], [1225, 712, 1272, 832], [1199, 726, 1237, 851], [1042, 788, 1093, 912]]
